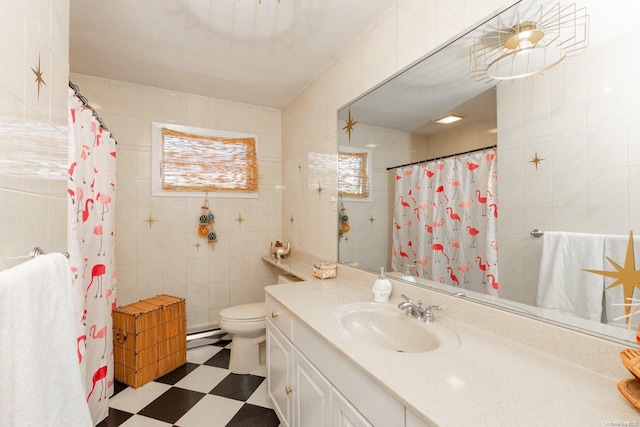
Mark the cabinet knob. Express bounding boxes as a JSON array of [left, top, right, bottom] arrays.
[[271, 311, 279, 318], [285, 385, 293, 395]]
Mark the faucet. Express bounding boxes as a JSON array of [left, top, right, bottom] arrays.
[[398, 294, 441, 323]]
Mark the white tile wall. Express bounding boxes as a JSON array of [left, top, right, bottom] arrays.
[[0, 0, 70, 270], [70, 73, 282, 331], [497, 25, 640, 306]]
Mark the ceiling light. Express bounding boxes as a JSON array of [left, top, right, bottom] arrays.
[[434, 114, 464, 124], [470, 3, 589, 82]]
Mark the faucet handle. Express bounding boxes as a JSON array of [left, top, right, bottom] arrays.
[[400, 294, 412, 302], [429, 305, 442, 311]]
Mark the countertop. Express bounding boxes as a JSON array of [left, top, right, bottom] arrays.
[[262, 257, 640, 426]]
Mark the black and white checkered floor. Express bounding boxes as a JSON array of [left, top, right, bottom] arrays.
[[97, 339, 280, 427]]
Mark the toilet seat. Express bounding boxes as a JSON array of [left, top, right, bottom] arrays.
[[219, 302, 265, 323]]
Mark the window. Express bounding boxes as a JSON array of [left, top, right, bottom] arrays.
[[152, 123, 258, 198], [338, 147, 370, 200]]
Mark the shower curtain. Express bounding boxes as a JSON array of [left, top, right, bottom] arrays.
[[391, 148, 498, 296], [68, 89, 117, 423]]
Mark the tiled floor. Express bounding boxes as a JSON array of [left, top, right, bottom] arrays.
[[98, 339, 281, 427]]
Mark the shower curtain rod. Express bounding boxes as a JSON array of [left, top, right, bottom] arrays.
[[386, 145, 496, 171], [68, 80, 117, 144]]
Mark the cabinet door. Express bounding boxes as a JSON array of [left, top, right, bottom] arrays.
[[293, 348, 332, 427], [267, 322, 293, 427], [332, 388, 374, 427]]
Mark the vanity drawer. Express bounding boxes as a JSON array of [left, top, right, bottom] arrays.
[[266, 295, 293, 340]]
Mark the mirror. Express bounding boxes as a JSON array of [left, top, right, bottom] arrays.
[[337, 0, 640, 344]]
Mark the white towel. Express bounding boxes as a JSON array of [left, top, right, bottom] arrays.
[[537, 231, 606, 322], [0, 253, 92, 427], [602, 233, 640, 327]]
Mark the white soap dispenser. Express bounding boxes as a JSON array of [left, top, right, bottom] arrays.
[[401, 265, 417, 283], [372, 267, 392, 303]]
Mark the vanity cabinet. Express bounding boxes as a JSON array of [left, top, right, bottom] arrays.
[[267, 295, 398, 427]]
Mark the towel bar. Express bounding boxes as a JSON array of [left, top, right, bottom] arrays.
[[530, 229, 544, 238]]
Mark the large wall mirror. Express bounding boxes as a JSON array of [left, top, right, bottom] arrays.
[[338, 0, 640, 344]]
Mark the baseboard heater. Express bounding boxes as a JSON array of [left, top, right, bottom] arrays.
[[186, 328, 227, 342]]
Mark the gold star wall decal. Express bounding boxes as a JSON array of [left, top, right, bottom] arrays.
[[235, 213, 245, 226], [290, 214, 294, 225], [317, 182, 323, 196], [31, 54, 46, 101], [529, 151, 544, 170], [369, 215, 376, 225], [194, 241, 202, 251], [342, 109, 358, 142], [144, 214, 157, 229], [584, 231, 640, 318]]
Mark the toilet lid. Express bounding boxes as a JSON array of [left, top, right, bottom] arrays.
[[219, 302, 265, 322]]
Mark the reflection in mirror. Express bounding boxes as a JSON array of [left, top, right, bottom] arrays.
[[337, 0, 640, 345]]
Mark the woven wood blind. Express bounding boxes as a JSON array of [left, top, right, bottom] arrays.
[[338, 151, 370, 198], [161, 128, 258, 192]]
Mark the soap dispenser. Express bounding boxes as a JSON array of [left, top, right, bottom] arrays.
[[401, 265, 417, 283], [372, 267, 392, 303]]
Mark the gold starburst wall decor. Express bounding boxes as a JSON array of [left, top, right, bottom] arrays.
[[343, 109, 358, 142], [144, 214, 157, 229], [31, 53, 46, 101], [584, 231, 640, 319], [529, 151, 544, 170]]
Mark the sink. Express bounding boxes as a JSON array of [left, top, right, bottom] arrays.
[[334, 302, 460, 353]]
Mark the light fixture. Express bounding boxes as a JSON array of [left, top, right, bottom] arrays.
[[434, 114, 464, 124], [470, 2, 589, 82]]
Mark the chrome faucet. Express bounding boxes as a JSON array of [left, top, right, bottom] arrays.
[[398, 294, 441, 323]]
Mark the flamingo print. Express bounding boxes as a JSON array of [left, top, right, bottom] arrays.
[[476, 256, 488, 284], [487, 274, 499, 291], [407, 240, 417, 257], [448, 178, 462, 199], [476, 190, 487, 216], [467, 161, 479, 182], [435, 185, 449, 202], [425, 169, 435, 187], [449, 238, 461, 261], [466, 225, 480, 248], [489, 203, 498, 218], [77, 335, 87, 363], [85, 264, 106, 299], [446, 267, 460, 286], [93, 224, 104, 256], [432, 243, 450, 263], [95, 192, 112, 221], [398, 246, 410, 259], [90, 324, 109, 358], [445, 207, 461, 231], [82, 198, 94, 222], [459, 198, 472, 219], [87, 365, 108, 402], [457, 263, 471, 284]]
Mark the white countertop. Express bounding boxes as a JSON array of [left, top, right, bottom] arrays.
[[263, 264, 640, 426]]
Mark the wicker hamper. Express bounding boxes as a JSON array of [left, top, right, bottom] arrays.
[[113, 294, 186, 388]]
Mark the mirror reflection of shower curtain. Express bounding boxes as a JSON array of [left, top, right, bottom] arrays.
[[68, 89, 117, 423], [391, 148, 498, 296]]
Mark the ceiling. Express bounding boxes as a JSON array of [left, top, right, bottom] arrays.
[[69, 0, 398, 109]]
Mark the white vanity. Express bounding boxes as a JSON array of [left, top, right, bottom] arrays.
[[263, 256, 639, 426]]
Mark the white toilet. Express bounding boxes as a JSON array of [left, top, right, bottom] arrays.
[[218, 302, 266, 374]]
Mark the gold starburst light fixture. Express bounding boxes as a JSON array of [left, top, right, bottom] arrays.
[[470, 2, 589, 82]]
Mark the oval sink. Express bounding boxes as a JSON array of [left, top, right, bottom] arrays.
[[334, 302, 459, 353]]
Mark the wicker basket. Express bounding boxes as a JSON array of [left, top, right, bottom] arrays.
[[113, 295, 186, 388]]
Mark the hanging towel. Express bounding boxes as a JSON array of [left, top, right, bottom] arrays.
[[0, 253, 92, 427], [601, 233, 640, 326], [537, 231, 606, 322]]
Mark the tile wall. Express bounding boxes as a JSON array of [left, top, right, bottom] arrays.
[[69, 73, 283, 331], [281, 0, 517, 261], [497, 7, 640, 305], [0, 0, 70, 269]]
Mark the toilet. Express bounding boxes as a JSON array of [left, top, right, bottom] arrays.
[[218, 302, 266, 374]]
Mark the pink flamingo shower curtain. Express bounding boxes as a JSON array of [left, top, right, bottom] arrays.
[[68, 88, 116, 423], [391, 148, 498, 296]]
